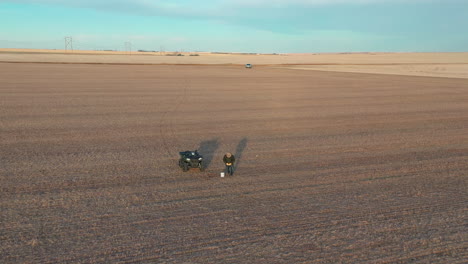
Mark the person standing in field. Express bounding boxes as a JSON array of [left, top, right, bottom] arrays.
[[223, 152, 235, 176]]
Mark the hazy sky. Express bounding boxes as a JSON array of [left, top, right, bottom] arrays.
[[0, 0, 467, 53]]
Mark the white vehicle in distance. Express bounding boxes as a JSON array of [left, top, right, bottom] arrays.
[[245, 64, 252, 69]]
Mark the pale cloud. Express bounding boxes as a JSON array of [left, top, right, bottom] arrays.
[[0, 0, 461, 22], [228, 0, 456, 6], [0, 0, 457, 15], [0, 0, 220, 18]]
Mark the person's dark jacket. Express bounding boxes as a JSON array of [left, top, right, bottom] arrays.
[[223, 155, 235, 166]]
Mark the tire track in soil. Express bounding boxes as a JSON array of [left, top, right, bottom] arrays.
[[158, 68, 189, 159]]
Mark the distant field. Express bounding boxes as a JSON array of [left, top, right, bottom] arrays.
[[281, 64, 468, 79], [1, 48, 468, 78], [1, 62, 467, 263]]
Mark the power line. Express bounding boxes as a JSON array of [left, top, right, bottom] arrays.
[[73, 39, 117, 51]]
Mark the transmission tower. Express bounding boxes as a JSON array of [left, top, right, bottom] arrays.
[[125, 42, 132, 54], [160, 45, 165, 55], [64, 36, 73, 52]]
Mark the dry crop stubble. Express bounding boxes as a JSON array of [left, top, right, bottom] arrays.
[[0, 62, 467, 263]]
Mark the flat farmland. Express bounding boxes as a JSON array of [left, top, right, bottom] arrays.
[[1, 62, 467, 263]]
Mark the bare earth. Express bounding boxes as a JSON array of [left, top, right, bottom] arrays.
[[1, 62, 467, 263]]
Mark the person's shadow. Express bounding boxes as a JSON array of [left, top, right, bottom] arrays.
[[198, 139, 219, 169], [233, 138, 248, 172]]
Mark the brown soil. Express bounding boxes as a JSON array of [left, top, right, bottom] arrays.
[[1, 63, 467, 263]]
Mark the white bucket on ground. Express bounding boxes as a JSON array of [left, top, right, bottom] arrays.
[[220, 172, 225, 177]]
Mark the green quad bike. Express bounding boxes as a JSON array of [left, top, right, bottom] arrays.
[[178, 150, 204, 172]]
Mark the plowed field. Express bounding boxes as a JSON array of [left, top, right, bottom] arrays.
[[1, 63, 467, 263]]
